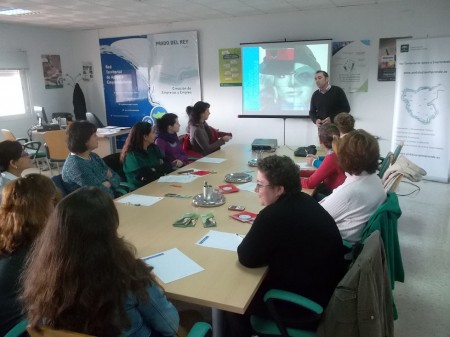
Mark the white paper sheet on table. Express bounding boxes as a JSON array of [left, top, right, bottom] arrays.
[[195, 157, 226, 164], [116, 194, 163, 206], [297, 162, 314, 169], [142, 248, 204, 284], [158, 175, 199, 183], [237, 182, 257, 193], [196, 230, 244, 252]]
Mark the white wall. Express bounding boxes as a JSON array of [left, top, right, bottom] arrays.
[[71, 0, 450, 154], [2, 0, 450, 154], [0, 23, 75, 139]]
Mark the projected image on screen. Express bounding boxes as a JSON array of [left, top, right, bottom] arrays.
[[242, 40, 331, 117]]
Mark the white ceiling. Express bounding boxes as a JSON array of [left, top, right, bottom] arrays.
[[0, 0, 407, 31]]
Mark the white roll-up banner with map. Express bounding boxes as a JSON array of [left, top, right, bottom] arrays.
[[393, 37, 450, 183]]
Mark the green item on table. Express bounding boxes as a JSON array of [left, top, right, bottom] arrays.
[[201, 212, 217, 228], [173, 212, 199, 227]]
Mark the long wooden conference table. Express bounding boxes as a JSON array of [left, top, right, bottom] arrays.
[[115, 144, 313, 336]]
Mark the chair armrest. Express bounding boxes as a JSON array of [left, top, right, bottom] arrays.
[[119, 182, 134, 191], [24, 140, 42, 151], [342, 239, 353, 249], [16, 137, 29, 144], [5, 319, 28, 337], [186, 322, 212, 337], [264, 289, 323, 315]]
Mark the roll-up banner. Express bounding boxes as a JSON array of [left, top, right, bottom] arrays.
[[393, 37, 450, 183]]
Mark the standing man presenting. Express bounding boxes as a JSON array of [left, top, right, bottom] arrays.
[[309, 70, 350, 127]]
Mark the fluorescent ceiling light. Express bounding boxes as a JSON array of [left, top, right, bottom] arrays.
[[0, 8, 34, 16]]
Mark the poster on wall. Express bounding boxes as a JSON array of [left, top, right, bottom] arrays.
[[82, 61, 93, 81], [331, 40, 369, 93], [99, 31, 201, 128], [393, 36, 450, 182], [41, 54, 63, 89], [378, 37, 410, 81], [219, 48, 242, 86]]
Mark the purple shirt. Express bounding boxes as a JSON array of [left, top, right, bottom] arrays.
[[155, 133, 188, 166]]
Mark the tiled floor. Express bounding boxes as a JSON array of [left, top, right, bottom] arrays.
[[393, 179, 450, 337]]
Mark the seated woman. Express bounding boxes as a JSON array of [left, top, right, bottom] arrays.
[[155, 113, 188, 168], [21, 187, 179, 336], [186, 101, 232, 156], [0, 140, 33, 193], [121, 121, 171, 190], [300, 124, 346, 198], [320, 129, 386, 244], [62, 121, 121, 197], [227, 155, 346, 336], [0, 174, 59, 336]]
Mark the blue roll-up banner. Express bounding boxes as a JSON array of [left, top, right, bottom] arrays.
[[99, 31, 201, 132]]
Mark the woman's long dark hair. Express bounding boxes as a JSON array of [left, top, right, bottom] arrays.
[[186, 101, 210, 124], [156, 113, 178, 134], [21, 187, 155, 336], [120, 122, 152, 163]]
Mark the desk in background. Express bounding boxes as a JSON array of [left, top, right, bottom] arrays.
[[95, 127, 130, 157], [115, 144, 312, 336], [32, 127, 131, 158]]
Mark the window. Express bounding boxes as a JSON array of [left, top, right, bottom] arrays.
[[0, 69, 31, 119]]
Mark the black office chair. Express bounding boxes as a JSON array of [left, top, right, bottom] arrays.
[[102, 152, 125, 180], [85, 112, 105, 128], [102, 152, 134, 193], [51, 174, 79, 197]]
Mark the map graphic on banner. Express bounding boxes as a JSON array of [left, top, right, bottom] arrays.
[[331, 40, 369, 93], [393, 37, 450, 182], [99, 31, 201, 128]]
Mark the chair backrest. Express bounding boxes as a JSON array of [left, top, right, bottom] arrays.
[[1, 129, 16, 141], [27, 326, 95, 337], [43, 130, 69, 161], [392, 143, 403, 164], [85, 112, 105, 128], [182, 134, 202, 159], [360, 192, 404, 288], [51, 174, 79, 196], [102, 152, 125, 180], [23, 141, 43, 158], [378, 151, 393, 178]]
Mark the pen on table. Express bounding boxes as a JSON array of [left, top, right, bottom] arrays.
[[235, 233, 244, 241], [144, 252, 164, 261], [170, 184, 182, 188], [199, 235, 209, 244], [178, 169, 194, 174], [127, 202, 141, 206]]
